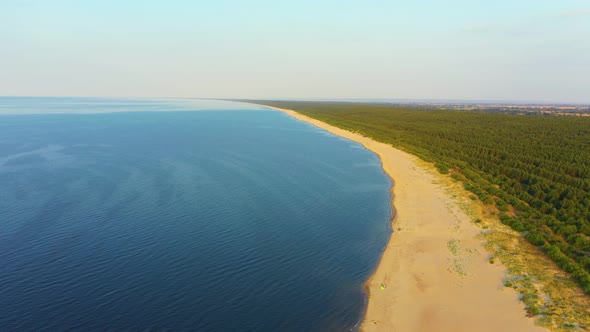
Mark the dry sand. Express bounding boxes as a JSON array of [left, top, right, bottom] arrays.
[[267, 106, 547, 332]]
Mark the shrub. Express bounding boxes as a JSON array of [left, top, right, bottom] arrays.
[[436, 163, 449, 174], [525, 232, 545, 246]]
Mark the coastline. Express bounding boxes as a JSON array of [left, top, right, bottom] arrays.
[[264, 106, 547, 332]]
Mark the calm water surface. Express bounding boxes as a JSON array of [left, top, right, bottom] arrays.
[[0, 98, 391, 331]]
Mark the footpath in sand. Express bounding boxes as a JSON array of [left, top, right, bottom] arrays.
[[270, 106, 547, 332]]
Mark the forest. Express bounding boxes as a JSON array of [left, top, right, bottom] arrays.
[[256, 101, 590, 293]]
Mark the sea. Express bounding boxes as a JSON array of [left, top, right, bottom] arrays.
[[0, 97, 392, 331]]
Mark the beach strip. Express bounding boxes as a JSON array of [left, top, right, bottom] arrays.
[[267, 106, 546, 332]]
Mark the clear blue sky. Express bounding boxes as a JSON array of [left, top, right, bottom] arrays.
[[1, 0, 589, 103]]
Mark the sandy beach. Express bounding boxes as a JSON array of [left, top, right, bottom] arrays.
[[267, 106, 547, 332]]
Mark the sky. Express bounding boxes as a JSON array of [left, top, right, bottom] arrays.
[[1, 0, 589, 103]]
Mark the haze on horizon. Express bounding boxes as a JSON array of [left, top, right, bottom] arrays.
[[1, 0, 589, 104]]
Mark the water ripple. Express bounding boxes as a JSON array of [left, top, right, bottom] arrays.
[[0, 101, 392, 331]]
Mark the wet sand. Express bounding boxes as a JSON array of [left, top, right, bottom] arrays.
[[267, 106, 547, 332]]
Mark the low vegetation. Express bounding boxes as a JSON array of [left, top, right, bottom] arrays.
[[442, 170, 590, 331]]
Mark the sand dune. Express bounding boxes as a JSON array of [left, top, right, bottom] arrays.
[[270, 106, 547, 332]]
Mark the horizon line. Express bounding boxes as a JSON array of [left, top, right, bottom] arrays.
[[1, 95, 589, 107]]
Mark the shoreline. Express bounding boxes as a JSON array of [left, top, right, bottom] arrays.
[[262, 105, 546, 332]]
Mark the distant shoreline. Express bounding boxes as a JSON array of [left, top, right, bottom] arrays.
[[258, 104, 546, 332]]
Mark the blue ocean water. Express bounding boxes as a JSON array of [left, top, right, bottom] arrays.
[[0, 98, 392, 331]]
